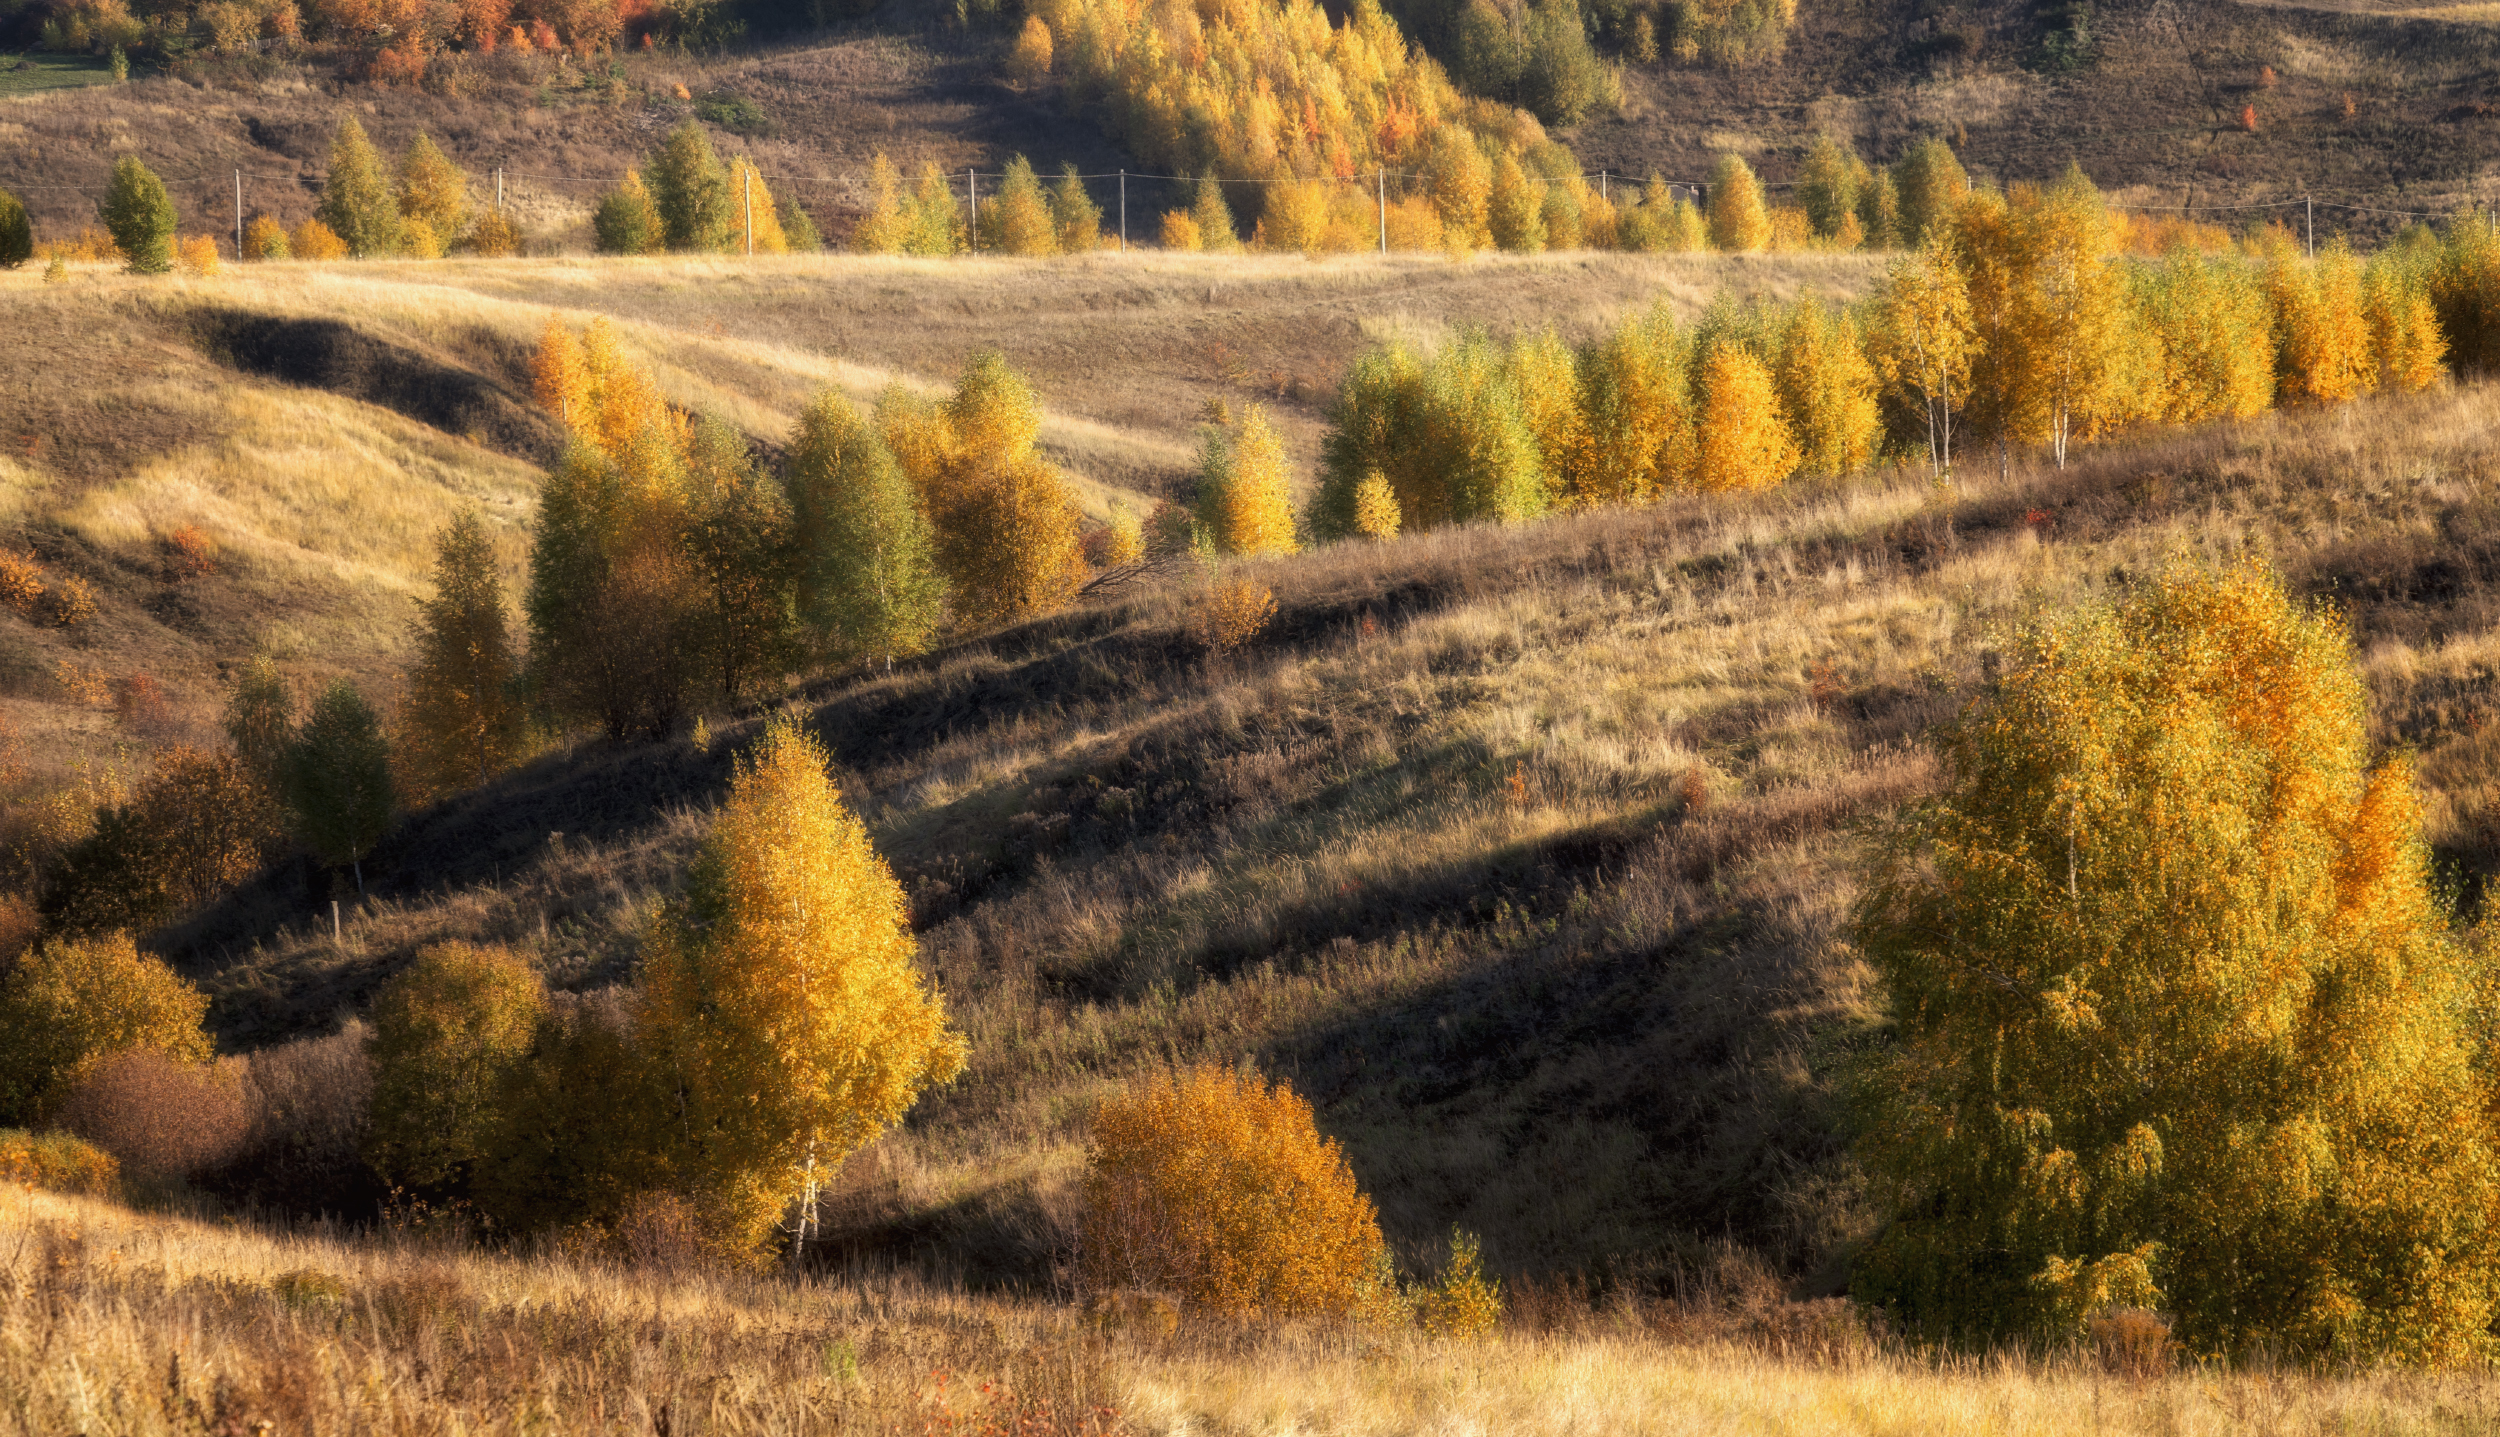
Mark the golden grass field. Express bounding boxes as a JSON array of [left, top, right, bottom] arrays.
[[13, 250, 2500, 1428], [13, 1182, 2500, 1436]]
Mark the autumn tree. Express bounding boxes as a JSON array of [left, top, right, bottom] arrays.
[[2263, 236, 2372, 406], [595, 172, 664, 255], [879, 352, 1085, 630], [1190, 174, 1243, 253], [1195, 405, 1301, 556], [905, 164, 966, 256], [1487, 150, 1547, 253], [223, 653, 295, 792], [1050, 164, 1102, 253], [98, 156, 175, 274], [0, 931, 210, 1126], [319, 115, 404, 258], [2431, 210, 2500, 375], [0, 186, 31, 270], [41, 747, 282, 938], [852, 155, 911, 254], [1083, 1065, 1392, 1319], [1692, 341, 1798, 491], [1891, 135, 1969, 246], [1854, 564, 2500, 1363], [1571, 300, 1693, 504], [1870, 229, 1975, 474], [1856, 167, 1902, 249], [2133, 248, 2274, 426], [979, 156, 1059, 256], [397, 132, 469, 257], [1312, 332, 1547, 534], [396, 512, 523, 804], [1774, 299, 1882, 478], [646, 121, 732, 253], [365, 942, 547, 1190], [1009, 11, 1053, 80], [281, 679, 394, 894], [1795, 133, 1867, 241], [242, 214, 289, 260], [784, 390, 944, 668], [780, 194, 823, 252], [2022, 168, 2127, 467], [637, 718, 967, 1259], [2365, 247, 2447, 394], [1424, 128, 1493, 252], [726, 158, 789, 255], [680, 417, 800, 700], [1705, 152, 1770, 253]]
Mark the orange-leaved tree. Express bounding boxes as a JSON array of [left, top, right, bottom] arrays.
[[1083, 1064, 1394, 1319], [1691, 340, 1797, 492], [638, 718, 967, 1260], [1854, 563, 2500, 1363]]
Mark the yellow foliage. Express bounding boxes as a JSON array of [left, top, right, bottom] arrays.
[[1855, 563, 2500, 1362], [0, 1128, 120, 1198], [851, 154, 911, 255], [365, 942, 546, 1189], [1705, 153, 1770, 253], [1008, 12, 1053, 81], [0, 931, 212, 1125], [175, 234, 220, 275], [289, 218, 348, 261], [1099, 503, 1147, 566], [1383, 194, 1445, 251], [2264, 236, 2372, 406], [2365, 252, 2446, 394], [881, 353, 1085, 630], [1159, 209, 1203, 252], [1082, 1065, 1390, 1319], [1192, 577, 1278, 653], [1766, 206, 1812, 252], [1774, 300, 1882, 478], [1692, 343, 1797, 492], [638, 719, 966, 1260], [1351, 468, 1402, 538], [726, 160, 789, 255], [1415, 1228, 1504, 1338], [240, 214, 287, 260], [1197, 405, 1300, 556]]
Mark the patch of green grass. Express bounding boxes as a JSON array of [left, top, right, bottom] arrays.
[[0, 51, 114, 97]]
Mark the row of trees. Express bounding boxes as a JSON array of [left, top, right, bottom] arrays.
[[594, 120, 822, 257], [517, 320, 1092, 741], [23, 0, 712, 67], [1306, 167, 2468, 542]]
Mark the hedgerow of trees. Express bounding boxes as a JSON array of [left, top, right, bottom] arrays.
[[1309, 163, 2467, 541], [595, 121, 821, 256]]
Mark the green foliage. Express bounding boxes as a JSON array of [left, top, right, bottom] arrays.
[[594, 173, 664, 255], [778, 194, 823, 252], [396, 132, 469, 255], [1856, 168, 1902, 250], [1314, 331, 1550, 537], [1854, 564, 2500, 1363], [318, 116, 403, 259], [695, 90, 771, 135], [1423, 0, 1615, 125], [681, 418, 801, 702], [0, 186, 31, 269], [1664, 0, 1794, 64], [223, 654, 294, 792], [397, 512, 524, 804], [1487, 150, 1547, 254], [1892, 136, 1969, 248], [637, 719, 966, 1258], [1049, 165, 1102, 254], [365, 942, 547, 1190], [1190, 175, 1242, 253], [281, 680, 394, 882], [97, 155, 173, 274], [784, 391, 943, 668], [645, 120, 733, 253], [0, 931, 211, 1126], [1795, 134, 1868, 241], [472, 1000, 671, 1238]]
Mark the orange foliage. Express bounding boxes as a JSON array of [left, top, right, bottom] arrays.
[[1082, 1065, 1390, 1319]]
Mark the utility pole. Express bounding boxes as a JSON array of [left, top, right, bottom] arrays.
[[1377, 168, 1386, 254], [1599, 169, 1607, 204], [495, 167, 503, 214], [1119, 169, 1126, 251], [967, 168, 978, 252], [743, 164, 753, 256], [233, 167, 241, 257], [2305, 194, 2313, 259]]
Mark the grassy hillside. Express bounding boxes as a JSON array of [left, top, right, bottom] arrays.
[[14, 250, 2471, 1296], [10, 1181, 2500, 1435]]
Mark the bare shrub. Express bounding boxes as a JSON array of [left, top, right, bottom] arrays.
[[55, 1049, 250, 1187], [213, 1022, 377, 1215], [2088, 1306, 2174, 1379], [616, 1190, 711, 1277]]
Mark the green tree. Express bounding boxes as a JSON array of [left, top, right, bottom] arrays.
[[0, 932, 211, 1126], [97, 156, 175, 274], [1795, 133, 1865, 240], [364, 942, 547, 1190], [638, 718, 967, 1259], [681, 418, 800, 702], [1049, 164, 1102, 253], [1856, 167, 1902, 249], [779, 194, 823, 252], [645, 120, 733, 253], [1854, 564, 2500, 1363], [784, 391, 944, 669], [1892, 135, 1969, 247], [397, 512, 524, 804], [905, 163, 966, 256], [223, 653, 294, 791], [1487, 150, 1547, 254], [397, 132, 469, 256], [594, 172, 664, 255], [0, 185, 31, 270], [281, 679, 394, 894], [318, 115, 404, 259], [1194, 405, 1300, 555], [1190, 174, 1242, 253]]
